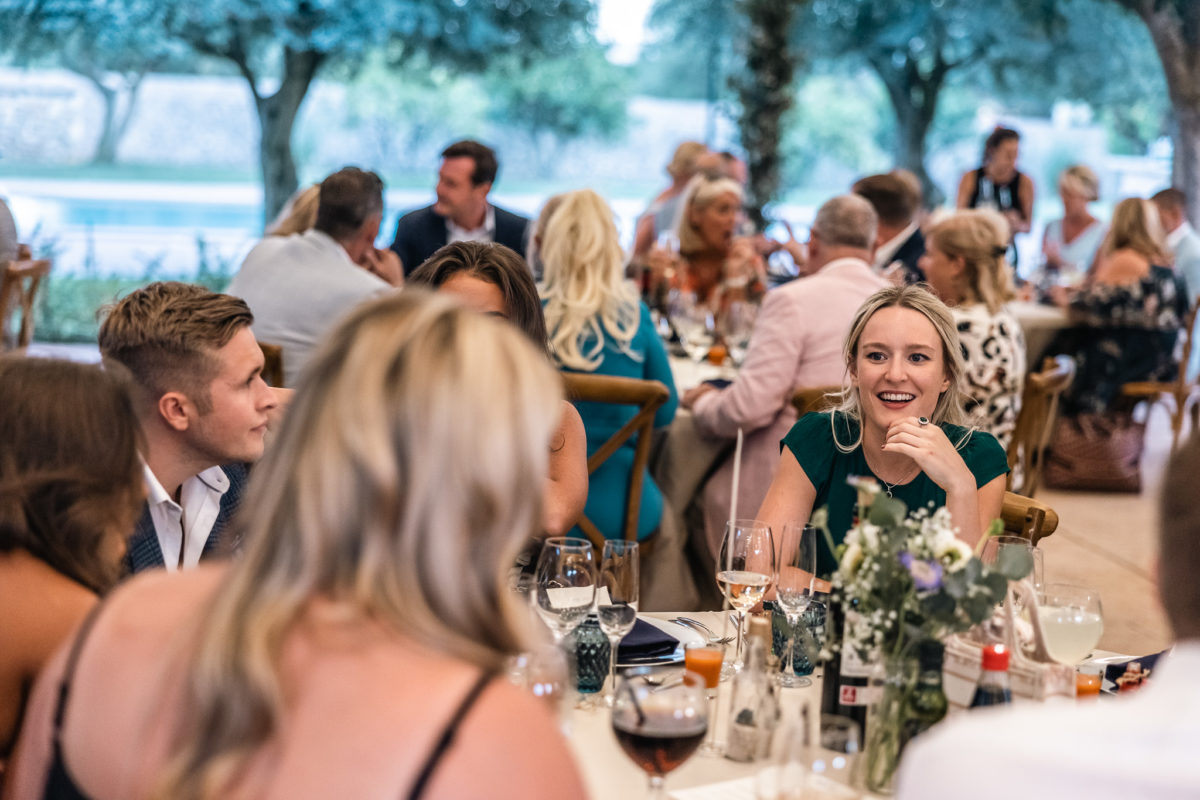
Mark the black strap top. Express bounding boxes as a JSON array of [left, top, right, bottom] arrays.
[[42, 600, 106, 800], [41, 597, 496, 800], [968, 167, 1026, 219]]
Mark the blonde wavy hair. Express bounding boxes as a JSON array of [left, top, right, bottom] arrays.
[[927, 209, 1016, 314], [267, 184, 320, 236], [829, 285, 969, 453], [1101, 197, 1169, 264], [540, 188, 642, 371], [153, 290, 560, 799], [677, 174, 744, 255]]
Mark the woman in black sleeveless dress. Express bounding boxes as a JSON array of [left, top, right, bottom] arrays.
[[957, 127, 1036, 269]]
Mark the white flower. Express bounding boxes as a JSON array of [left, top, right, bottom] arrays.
[[935, 538, 974, 572], [839, 542, 864, 578]]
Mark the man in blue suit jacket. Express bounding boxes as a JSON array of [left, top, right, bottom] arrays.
[[99, 282, 281, 574], [390, 140, 531, 276]]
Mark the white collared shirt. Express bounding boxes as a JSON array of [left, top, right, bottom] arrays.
[[143, 463, 232, 572], [446, 204, 497, 245], [1167, 221, 1193, 251], [873, 221, 920, 272]]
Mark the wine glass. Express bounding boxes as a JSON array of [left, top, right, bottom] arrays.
[[717, 519, 775, 672], [810, 715, 861, 798], [598, 540, 640, 706], [611, 667, 708, 799], [755, 717, 806, 800], [720, 300, 757, 367], [775, 523, 817, 688], [670, 290, 716, 363], [533, 537, 596, 645], [1037, 583, 1104, 665]]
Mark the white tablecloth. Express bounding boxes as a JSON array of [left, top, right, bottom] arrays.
[[1008, 301, 1070, 366]]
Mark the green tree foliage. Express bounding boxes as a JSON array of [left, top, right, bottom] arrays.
[[796, 0, 1064, 206], [0, 1, 186, 164], [731, 0, 804, 228], [483, 44, 629, 174]]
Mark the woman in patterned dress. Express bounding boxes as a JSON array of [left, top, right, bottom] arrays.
[[921, 209, 1026, 449]]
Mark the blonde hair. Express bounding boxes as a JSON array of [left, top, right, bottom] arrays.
[[1102, 197, 1169, 263], [830, 285, 969, 453], [540, 189, 642, 371], [153, 291, 561, 799], [1058, 164, 1099, 202], [677, 175, 744, 255], [267, 184, 320, 236], [927, 210, 1015, 314], [667, 141, 708, 179]]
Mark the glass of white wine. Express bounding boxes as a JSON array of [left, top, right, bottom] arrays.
[[717, 519, 775, 673], [1037, 583, 1104, 665]]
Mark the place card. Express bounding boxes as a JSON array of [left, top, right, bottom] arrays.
[[668, 777, 757, 800], [545, 586, 596, 609]]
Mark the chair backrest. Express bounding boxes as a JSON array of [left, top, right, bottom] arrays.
[[1006, 355, 1075, 497], [257, 342, 285, 387], [790, 385, 841, 419], [1119, 296, 1200, 451], [1000, 490, 1058, 545], [562, 373, 670, 549], [0, 257, 52, 351]]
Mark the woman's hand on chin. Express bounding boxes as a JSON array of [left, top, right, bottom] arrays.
[[881, 417, 974, 494]]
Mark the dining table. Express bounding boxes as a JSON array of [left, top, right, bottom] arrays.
[[1008, 300, 1070, 367], [566, 610, 871, 799]]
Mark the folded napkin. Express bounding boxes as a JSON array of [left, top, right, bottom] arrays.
[[617, 618, 679, 662], [1103, 648, 1169, 688]]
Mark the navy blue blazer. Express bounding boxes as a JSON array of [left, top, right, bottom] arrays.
[[888, 227, 926, 285], [124, 463, 249, 575], [389, 203, 531, 276]]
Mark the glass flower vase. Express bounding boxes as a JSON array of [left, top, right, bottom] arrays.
[[860, 653, 917, 795]]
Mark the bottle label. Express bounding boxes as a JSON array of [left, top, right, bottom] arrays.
[[838, 683, 881, 706], [840, 641, 872, 678]]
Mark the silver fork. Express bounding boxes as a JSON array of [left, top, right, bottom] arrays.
[[672, 617, 734, 645]]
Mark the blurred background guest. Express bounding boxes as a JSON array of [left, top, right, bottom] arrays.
[[646, 174, 766, 314], [853, 172, 926, 285], [266, 183, 320, 237], [408, 241, 587, 538], [0, 197, 17, 263], [956, 127, 1035, 269], [541, 188, 678, 546], [526, 193, 565, 281], [5, 292, 586, 799], [0, 358, 142, 767], [1152, 187, 1200, 302], [631, 140, 709, 259], [1039, 164, 1105, 288], [922, 209, 1026, 448], [1048, 197, 1185, 417]]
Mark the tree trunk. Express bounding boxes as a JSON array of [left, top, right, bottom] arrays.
[[92, 82, 120, 164], [1134, 0, 1200, 225], [252, 48, 324, 227], [869, 53, 947, 208]]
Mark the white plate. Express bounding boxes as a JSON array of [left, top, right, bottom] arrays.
[[615, 616, 706, 667]]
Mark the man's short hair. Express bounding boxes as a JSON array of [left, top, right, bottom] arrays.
[[98, 281, 253, 413], [441, 140, 498, 186], [1152, 187, 1187, 213], [812, 194, 878, 250], [1159, 433, 1200, 639], [852, 174, 917, 228], [314, 167, 384, 243]]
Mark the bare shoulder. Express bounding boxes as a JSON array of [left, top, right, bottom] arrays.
[[1095, 249, 1150, 285], [426, 678, 587, 800], [558, 399, 585, 437], [0, 553, 96, 673]]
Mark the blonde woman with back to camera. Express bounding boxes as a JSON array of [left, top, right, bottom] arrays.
[[921, 209, 1026, 449], [4, 292, 586, 799]]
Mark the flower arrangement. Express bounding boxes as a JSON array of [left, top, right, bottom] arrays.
[[817, 477, 1031, 663]]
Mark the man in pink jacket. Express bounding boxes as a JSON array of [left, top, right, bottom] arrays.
[[682, 194, 890, 563]]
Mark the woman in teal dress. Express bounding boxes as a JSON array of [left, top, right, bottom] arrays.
[[758, 285, 1009, 576], [540, 189, 679, 541]]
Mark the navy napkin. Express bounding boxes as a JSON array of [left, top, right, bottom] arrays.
[[1102, 649, 1168, 688], [616, 619, 679, 661]]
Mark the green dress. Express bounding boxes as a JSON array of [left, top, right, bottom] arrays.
[[782, 411, 1009, 576]]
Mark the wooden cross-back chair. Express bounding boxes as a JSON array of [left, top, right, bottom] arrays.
[[790, 385, 841, 419], [1006, 355, 1076, 497], [257, 342, 285, 387], [0, 255, 52, 351], [1000, 491, 1058, 545], [562, 373, 670, 552], [1120, 297, 1200, 451]]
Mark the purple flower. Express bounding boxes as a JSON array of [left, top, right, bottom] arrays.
[[899, 551, 944, 591]]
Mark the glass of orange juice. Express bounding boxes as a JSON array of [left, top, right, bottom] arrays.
[[686, 641, 726, 756]]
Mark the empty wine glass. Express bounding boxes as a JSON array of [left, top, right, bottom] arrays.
[[612, 667, 708, 799], [534, 537, 596, 645], [670, 290, 716, 363], [775, 523, 817, 688], [598, 540, 640, 706], [717, 519, 775, 673], [1037, 583, 1104, 665], [811, 715, 861, 798], [720, 300, 757, 367]]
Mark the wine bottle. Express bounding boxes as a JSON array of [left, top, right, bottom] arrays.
[[818, 597, 870, 732], [902, 639, 948, 747]]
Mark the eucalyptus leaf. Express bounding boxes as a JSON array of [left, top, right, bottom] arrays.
[[942, 571, 967, 600], [996, 547, 1033, 581], [982, 571, 1009, 600], [868, 495, 908, 527]]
